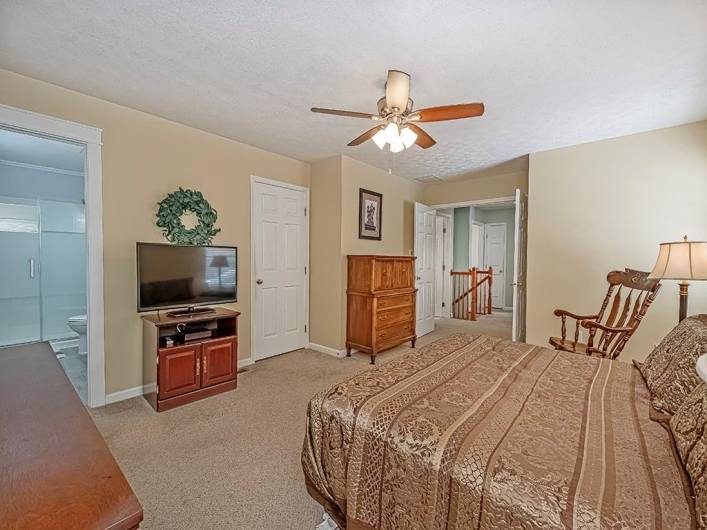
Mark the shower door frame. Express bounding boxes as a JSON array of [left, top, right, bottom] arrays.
[[0, 104, 105, 408]]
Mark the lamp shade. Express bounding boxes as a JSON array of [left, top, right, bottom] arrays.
[[210, 255, 229, 268], [648, 237, 707, 280]]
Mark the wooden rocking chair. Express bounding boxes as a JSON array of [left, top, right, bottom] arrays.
[[549, 269, 661, 360]]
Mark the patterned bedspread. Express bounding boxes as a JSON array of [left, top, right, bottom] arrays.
[[302, 334, 694, 530]]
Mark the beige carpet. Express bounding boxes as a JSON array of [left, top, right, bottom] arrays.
[[91, 314, 511, 529]]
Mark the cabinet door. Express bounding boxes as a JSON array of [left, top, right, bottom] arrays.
[[201, 337, 236, 387], [158, 344, 201, 399]]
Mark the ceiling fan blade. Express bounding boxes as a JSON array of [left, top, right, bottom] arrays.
[[348, 126, 383, 146], [311, 107, 377, 119], [407, 124, 436, 149], [412, 103, 485, 122], [385, 70, 410, 111]]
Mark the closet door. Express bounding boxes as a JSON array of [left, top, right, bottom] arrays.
[[252, 180, 308, 360]]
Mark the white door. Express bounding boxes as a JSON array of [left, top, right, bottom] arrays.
[[414, 202, 435, 336], [434, 215, 451, 318], [512, 189, 528, 341], [484, 223, 506, 309], [252, 180, 308, 360], [469, 221, 484, 269]]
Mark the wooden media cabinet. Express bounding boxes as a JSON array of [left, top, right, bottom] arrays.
[[142, 307, 239, 411]]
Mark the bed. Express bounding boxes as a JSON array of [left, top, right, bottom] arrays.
[[302, 333, 695, 529]]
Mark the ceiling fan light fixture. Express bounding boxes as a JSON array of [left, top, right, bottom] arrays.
[[311, 69, 483, 153], [385, 70, 411, 111], [389, 138, 405, 153], [384, 122, 400, 144], [400, 127, 418, 148], [372, 129, 387, 149]]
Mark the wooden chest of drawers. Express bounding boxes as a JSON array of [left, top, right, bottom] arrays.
[[346, 255, 417, 364]]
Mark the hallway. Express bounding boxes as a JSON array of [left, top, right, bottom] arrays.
[[435, 310, 512, 340]]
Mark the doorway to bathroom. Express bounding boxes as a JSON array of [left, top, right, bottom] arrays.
[[0, 127, 89, 402]]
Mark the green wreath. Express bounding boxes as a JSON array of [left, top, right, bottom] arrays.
[[156, 188, 221, 245]]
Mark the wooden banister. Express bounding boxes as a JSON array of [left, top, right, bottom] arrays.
[[451, 268, 493, 321]]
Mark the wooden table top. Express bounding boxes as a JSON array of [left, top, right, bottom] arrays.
[[0, 342, 143, 530], [141, 307, 240, 327]]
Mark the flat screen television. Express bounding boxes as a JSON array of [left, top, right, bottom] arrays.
[[137, 242, 237, 312]]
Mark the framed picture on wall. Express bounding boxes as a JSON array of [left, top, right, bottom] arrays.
[[358, 188, 383, 240]]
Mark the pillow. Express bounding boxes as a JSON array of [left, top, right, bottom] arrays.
[[640, 315, 707, 415], [670, 384, 707, 528]]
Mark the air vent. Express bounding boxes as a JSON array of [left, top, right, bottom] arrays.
[[414, 175, 443, 183]]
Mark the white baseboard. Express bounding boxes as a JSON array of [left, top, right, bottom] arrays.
[[307, 342, 346, 358], [238, 357, 254, 369], [105, 383, 155, 405], [105, 359, 253, 405]]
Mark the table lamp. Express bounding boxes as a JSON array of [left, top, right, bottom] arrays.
[[648, 236, 707, 321], [210, 255, 229, 289]]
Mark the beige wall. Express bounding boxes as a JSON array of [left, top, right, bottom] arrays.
[[339, 156, 424, 347], [527, 120, 707, 361], [309, 157, 343, 349], [0, 69, 310, 394], [341, 156, 423, 257], [308, 155, 424, 351], [423, 171, 527, 205]]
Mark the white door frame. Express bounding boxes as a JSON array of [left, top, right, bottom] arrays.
[[0, 104, 105, 408], [512, 188, 528, 341], [249, 175, 309, 363], [434, 212, 452, 317], [468, 220, 485, 269], [483, 222, 507, 309], [430, 196, 515, 210]]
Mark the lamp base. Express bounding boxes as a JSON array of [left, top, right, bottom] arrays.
[[679, 282, 689, 322]]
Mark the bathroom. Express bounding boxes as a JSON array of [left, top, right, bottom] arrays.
[[0, 127, 88, 402]]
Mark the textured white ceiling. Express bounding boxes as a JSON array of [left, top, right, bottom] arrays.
[[0, 128, 84, 172], [1, 1, 706, 180]]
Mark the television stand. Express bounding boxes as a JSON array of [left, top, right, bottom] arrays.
[[166, 306, 216, 318], [142, 308, 240, 412]]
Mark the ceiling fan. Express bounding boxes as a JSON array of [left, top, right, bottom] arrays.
[[311, 70, 484, 153]]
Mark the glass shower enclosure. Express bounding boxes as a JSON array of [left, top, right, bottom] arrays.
[[0, 197, 86, 346]]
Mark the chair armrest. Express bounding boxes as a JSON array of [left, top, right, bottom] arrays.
[[580, 320, 633, 333], [553, 309, 599, 320]]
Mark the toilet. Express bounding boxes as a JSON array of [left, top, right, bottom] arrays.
[[67, 314, 88, 355]]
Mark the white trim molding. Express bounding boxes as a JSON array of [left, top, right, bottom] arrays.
[[307, 342, 346, 358], [237, 357, 254, 370], [105, 383, 156, 405], [430, 196, 516, 210], [0, 158, 84, 177], [0, 104, 102, 145], [0, 103, 106, 408]]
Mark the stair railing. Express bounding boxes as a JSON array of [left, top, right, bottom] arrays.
[[451, 267, 493, 321]]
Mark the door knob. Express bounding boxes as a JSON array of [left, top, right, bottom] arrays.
[[256, 279, 263, 285], [416, 276, 421, 280]]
